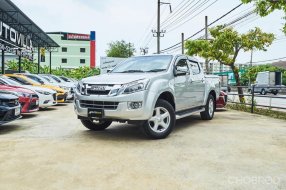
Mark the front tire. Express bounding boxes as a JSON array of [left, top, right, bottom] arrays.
[[142, 99, 175, 139], [81, 119, 112, 131], [200, 94, 215, 120], [261, 89, 267, 95]]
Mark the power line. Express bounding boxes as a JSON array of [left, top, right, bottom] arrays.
[[160, 3, 243, 53], [166, 0, 218, 33], [162, 0, 212, 30]]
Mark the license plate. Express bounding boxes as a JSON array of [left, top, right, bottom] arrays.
[[88, 109, 104, 118], [15, 107, 21, 116]]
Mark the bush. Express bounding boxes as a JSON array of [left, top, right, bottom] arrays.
[[6, 59, 100, 80]]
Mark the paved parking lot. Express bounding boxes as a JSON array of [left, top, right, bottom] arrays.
[[0, 103, 286, 190]]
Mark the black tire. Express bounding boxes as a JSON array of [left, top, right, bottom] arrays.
[[142, 99, 175, 139], [261, 89, 267, 95], [200, 94, 215, 120], [272, 90, 278, 95], [80, 119, 112, 131]]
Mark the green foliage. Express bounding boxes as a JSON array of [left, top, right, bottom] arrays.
[[106, 40, 136, 58], [241, 0, 286, 33], [185, 26, 275, 66], [240, 64, 286, 85], [6, 59, 100, 80]]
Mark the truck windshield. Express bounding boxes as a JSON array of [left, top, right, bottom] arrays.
[[112, 55, 173, 73]]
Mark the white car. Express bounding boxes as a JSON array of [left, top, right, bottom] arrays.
[[39, 74, 75, 100], [0, 76, 57, 108]]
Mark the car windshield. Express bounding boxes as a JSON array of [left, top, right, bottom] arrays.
[[42, 76, 57, 84], [0, 77, 21, 86], [111, 55, 173, 73]]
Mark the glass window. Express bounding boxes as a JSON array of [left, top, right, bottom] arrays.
[[62, 58, 67, 63], [80, 59, 85, 64], [112, 55, 173, 73], [8, 76, 32, 85], [26, 75, 45, 84], [62, 47, 67, 52], [80, 48, 86, 53], [176, 59, 189, 73], [189, 61, 201, 75]]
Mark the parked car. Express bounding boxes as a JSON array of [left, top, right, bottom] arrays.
[[39, 74, 75, 100], [216, 91, 227, 109], [250, 71, 284, 95], [5, 74, 67, 103], [0, 76, 57, 108], [0, 85, 39, 113], [59, 76, 78, 84], [0, 91, 21, 125], [74, 54, 220, 139]]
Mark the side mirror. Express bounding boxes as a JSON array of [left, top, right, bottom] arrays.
[[173, 66, 189, 76]]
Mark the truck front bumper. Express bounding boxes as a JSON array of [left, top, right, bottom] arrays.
[[74, 90, 155, 121]]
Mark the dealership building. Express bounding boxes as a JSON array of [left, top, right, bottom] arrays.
[[36, 31, 97, 69], [0, 0, 59, 74]]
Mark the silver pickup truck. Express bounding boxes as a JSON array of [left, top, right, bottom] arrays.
[[74, 54, 220, 139]]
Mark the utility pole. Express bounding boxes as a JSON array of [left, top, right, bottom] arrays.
[[152, 0, 172, 54], [205, 16, 210, 74], [181, 33, 185, 54]]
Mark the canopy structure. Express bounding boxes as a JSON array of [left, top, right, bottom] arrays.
[[0, 0, 59, 74], [0, 0, 59, 48]]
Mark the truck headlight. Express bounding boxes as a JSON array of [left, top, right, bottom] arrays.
[[118, 79, 149, 95]]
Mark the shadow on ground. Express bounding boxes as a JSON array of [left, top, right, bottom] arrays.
[[78, 115, 205, 141]]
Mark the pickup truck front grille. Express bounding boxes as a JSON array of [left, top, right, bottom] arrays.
[[80, 100, 119, 110], [86, 90, 110, 95]]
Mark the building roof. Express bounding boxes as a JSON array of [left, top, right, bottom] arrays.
[[272, 60, 286, 69], [0, 0, 59, 48]]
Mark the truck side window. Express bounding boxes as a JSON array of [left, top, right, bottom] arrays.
[[176, 59, 189, 72], [189, 61, 200, 75]]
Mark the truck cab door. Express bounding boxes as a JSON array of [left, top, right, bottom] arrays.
[[188, 60, 205, 107], [173, 57, 192, 111]]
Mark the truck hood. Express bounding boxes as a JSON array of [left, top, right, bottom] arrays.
[[82, 73, 156, 85]]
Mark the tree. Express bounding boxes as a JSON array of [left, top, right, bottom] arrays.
[[185, 26, 274, 102], [106, 40, 136, 58], [241, 0, 286, 33]]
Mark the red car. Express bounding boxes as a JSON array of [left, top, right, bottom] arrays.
[[0, 85, 39, 113], [216, 91, 227, 109]]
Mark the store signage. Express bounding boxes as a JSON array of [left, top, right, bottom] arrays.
[[0, 21, 33, 50], [67, 33, 90, 40]]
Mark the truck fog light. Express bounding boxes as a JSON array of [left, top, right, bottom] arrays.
[[128, 102, 142, 109]]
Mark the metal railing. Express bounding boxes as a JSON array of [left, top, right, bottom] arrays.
[[227, 85, 286, 113]]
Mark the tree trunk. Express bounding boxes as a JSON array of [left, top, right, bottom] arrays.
[[231, 65, 245, 103]]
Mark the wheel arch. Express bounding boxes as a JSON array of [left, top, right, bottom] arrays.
[[157, 91, 175, 111]]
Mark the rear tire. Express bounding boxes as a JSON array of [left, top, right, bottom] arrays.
[[142, 99, 175, 139], [200, 94, 215, 120], [81, 119, 112, 131], [272, 90, 278, 95]]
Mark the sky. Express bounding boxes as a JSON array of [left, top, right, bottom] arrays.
[[11, 0, 286, 66]]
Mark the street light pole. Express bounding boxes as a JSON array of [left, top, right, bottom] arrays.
[[157, 0, 161, 54]]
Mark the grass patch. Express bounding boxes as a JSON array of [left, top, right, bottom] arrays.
[[226, 103, 286, 120]]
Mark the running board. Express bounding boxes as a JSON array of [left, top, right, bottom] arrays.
[[176, 107, 205, 119]]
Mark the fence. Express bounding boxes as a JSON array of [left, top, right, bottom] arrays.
[[227, 85, 286, 113]]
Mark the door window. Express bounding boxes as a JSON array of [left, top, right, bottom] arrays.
[[189, 61, 201, 75]]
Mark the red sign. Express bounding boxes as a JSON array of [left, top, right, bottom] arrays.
[[67, 34, 90, 40]]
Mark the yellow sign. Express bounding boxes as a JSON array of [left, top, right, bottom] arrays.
[[40, 48, 45, 56]]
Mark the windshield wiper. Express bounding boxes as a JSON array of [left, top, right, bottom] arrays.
[[121, 70, 145, 73], [146, 69, 166, 72]]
